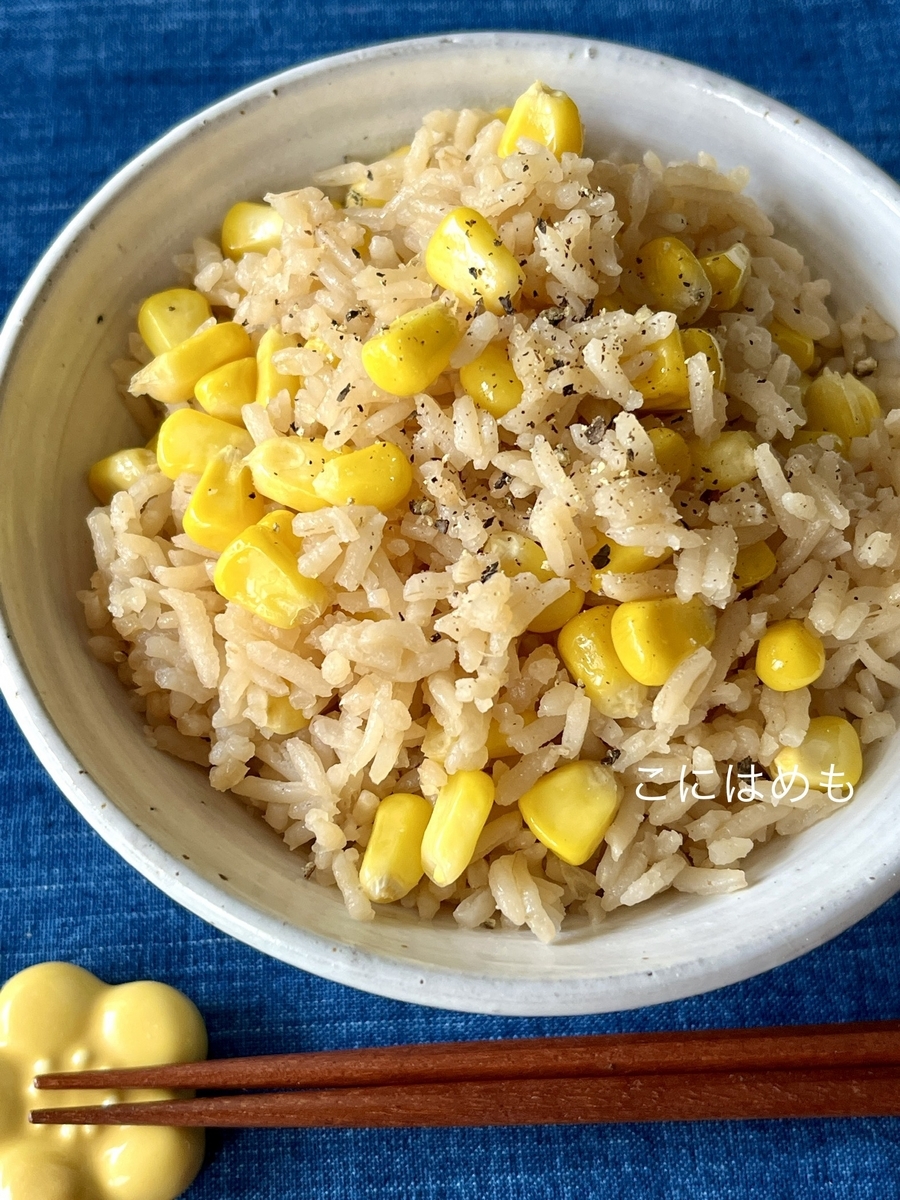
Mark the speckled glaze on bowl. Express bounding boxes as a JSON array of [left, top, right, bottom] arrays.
[[1, 32, 900, 1016]]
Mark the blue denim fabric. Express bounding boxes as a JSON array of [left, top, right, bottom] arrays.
[[2, 2, 900, 1195]]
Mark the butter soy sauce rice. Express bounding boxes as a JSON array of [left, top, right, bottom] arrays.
[[80, 91, 900, 942]]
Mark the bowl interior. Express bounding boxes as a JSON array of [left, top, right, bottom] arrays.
[[2, 32, 900, 1015]]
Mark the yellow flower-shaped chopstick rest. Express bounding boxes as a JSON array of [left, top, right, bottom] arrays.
[[0, 962, 208, 1200]]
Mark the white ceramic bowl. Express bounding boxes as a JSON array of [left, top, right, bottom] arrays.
[[2, 32, 900, 1016]]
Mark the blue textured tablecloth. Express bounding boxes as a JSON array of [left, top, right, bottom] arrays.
[[3, 3, 900, 1196]]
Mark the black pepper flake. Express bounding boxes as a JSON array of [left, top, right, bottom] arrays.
[[592, 545, 612, 570], [562, 383, 576, 396], [480, 561, 501, 584], [482, 516, 496, 528], [336, 384, 351, 403], [626, 447, 636, 461], [435, 518, 450, 534], [352, 248, 361, 259], [536, 217, 547, 234], [498, 294, 514, 315], [584, 416, 607, 444], [430, 632, 442, 643], [468, 266, 480, 278], [248, 492, 257, 499], [583, 298, 595, 320], [545, 306, 566, 326], [409, 497, 434, 516], [345, 308, 362, 320], [492, 472, 511, 490], [601, 747, 621, 766]]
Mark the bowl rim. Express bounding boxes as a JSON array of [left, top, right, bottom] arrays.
[[3, 30, 900, 1016]]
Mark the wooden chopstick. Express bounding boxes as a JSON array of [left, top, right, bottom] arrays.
[[32, 1021, 900, 1093], [30, 1066, 900, 1127]]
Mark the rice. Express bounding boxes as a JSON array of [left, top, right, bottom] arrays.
[[80, 93, 900, 942]]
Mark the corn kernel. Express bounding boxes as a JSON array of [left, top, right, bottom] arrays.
[[769, 318, 815, 372], [755, 619, 825, 691], [361, 302, 461, 396], [589, 538, 671, 589], [359, 792, 433, 903], [733, 542, 777, 592], [773, 716, 862, 791], [631, 237, 712, 323], [494, 106, 513, 122], [257, 508, 303, 553], [195, 357, 257, 424], [137, 289, 212, 356], [558, 605, 648, 718], [804, 370, 881, 442], [519, 760, 621, 866], [646, 427, 692, 483], [221, 201, 284, 260], [130, 322, 253, 404], [213, 515, 327, 630], [156, 409, 253, 480], [182, 448, 265, 552], [689, 430, 758, 491], [698, 243, 752, 312], [146, 431, 159, 452], [497, 81, 583, 159], [87, 448, 157, 504], [459, 341, 523, 418], [313, 441, 413, 512], [265, 695, 309, 735], [256, 327, 300, 408], [248, 436, 339, 512], [425, 207, 524, 316], [611, 596, 717, 687], [421, 770, 495, 887], [484, 531, 585, 632], [681, 328, 725, 390], [632, 329, 690, 411]]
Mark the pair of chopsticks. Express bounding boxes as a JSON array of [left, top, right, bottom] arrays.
[[30, 1021, 900, 1128]]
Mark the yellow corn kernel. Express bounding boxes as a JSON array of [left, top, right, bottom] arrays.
[[195, 357, 257, 424], [359, 792, 433, 903], [733, 542, 777, 592], [769, 318, 815, 372], [258, 508, 303, 553], [773, 716, 862, 792], [698, 243, 752, 312], [247, 436, 339, 512], [221, 201, 284, 260], [519, 760, 621, 866], [589, 538, 670, 590], [361, 302, 461, 396], [213, 516, 327, 630], [313, 441, 413, 512], [755, 619, 825, 691], [265, 695, 309, 735], [610, 596, 717, 687], [458, 341, 523, 418], [803, 370, 882, 442], [421, 770, 495, 887], [483, 531, 585, 633], [256, 327, 301, 408], [130, 321, 253, 404], [646, 427, 692, 483], [87, 447, 157, 504], [155, 409, 253, 480], [146, 430, 160, 452], [497, 81, 584, 158], [632, 329, 690, 411], [137, 288, 212, 356], [494, 105, 513, 123], [681, 328, 725, 390], [425, 207, 524, 316], [632, 237, 712, 323], [182, 448, 265, 552], [689, 430, 759, 491], [558, 606, 648, 719]]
